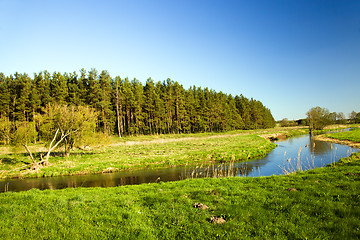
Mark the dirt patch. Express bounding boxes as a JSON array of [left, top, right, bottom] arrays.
[[259, 133, 287, 141], [210, 216, 226, 224], [193, 202, 209, 210]]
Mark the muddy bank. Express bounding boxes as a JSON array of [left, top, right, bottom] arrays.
[[259, 133, 288, 141], [314, 135, 360, 149]]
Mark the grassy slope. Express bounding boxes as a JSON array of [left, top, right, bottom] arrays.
[[0, 153, 359, 239], [1, 127, 309, 179], [326, 127, 360, 143]]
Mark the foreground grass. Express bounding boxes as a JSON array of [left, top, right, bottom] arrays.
[[0, 153, 359, 239], [0, 127, 309, 179]]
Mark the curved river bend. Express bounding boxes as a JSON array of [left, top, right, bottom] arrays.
[[1, 134, 358, 192]]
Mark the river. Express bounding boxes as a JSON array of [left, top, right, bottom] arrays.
[[1, 133, 358, 193]]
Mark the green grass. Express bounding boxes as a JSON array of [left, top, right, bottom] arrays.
[[326, 127, 360, 143], [1, 128, 310, 179], [0, 127, 312, 179], [0, 152, 359, 239]]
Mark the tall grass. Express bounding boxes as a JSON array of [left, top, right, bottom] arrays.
[[183, 161, 238, 179], [280, 147, 309, 174], [279, 142, 356, 175]]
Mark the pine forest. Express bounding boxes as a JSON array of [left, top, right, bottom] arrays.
[[0, 69, 276, 143]]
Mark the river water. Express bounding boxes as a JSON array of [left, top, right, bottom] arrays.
[[1, 133, 358, 193]]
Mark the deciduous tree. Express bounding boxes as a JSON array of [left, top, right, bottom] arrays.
[[306, 106, 331, 131], [38, 104, 98, 159]]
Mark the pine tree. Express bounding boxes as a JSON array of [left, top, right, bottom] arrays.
[[144, 78, 156, 134], [209, 90, 223, 131], [162, 79, 174, 133], [0, 73, 10, 118], [154, 81, 166, 134], [78, 68, 88, 105], [85, 68, 99, 107], [50, 72, 68, 104], [194, 87, 209, 132], [34, 71, 51, 109], [227, 94, 244, 130], [67, 71, 83, 106], [122, 78, 135, 135], [235, 95, 252, 129], [113, 76, 123, 137], [262, 108, 276, 128], [11, 73, 32, 122], [131, 78, 144, 135], [29, 84, 41, 118], [188, 86, 201, 133], [0, 70, 277, 139], [96, 70, 114, 134], [184, 87, 196, 133], [173, 81, 187, 133]]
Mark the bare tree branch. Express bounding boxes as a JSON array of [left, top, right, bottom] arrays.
[[23, 144, 36, 164]]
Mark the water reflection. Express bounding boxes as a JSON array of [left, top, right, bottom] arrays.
[[1, 134, 358, 193], [309, 136, 333, 155]]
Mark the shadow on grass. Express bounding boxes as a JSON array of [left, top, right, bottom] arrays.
[[1, 157, 19, 165], [35, 151, 97, 157], [1, 151, 97, 166]]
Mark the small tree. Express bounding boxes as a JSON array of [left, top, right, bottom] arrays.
[[8, 104, 98, 170], [12, 122, 38, 162], [280, 118, 289, 127], [336, 112, 346, 124], [38, 104, 98, 159], [349, 111, 360, 124], [306, 106, 331, 131]]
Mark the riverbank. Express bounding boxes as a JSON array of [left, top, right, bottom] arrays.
[[315, 127, 360, 149], [0, 151, 359, 239], [0, 127, 308, 179]]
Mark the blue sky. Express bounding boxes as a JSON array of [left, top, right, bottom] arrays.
[[1, 0, 359, 120]]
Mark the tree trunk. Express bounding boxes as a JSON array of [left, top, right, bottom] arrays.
[[115, 79, 122, 138], [102, 108, 109, 134], [64, 138, 70, 158], [116, 96, 121, 137], [23, 144, 40, 170], [33, 110, 37, 144], [23, 144, 36, 164], [148, 113, 152, 135], [42, 128, 68, 165]]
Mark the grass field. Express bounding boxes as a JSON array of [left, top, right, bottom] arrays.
[[0, 152, 359, 239], [326, 127, 360, 143], [0, 127, 309, 179]]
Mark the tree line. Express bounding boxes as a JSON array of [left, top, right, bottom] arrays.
[[279, 107, 360, 130], [279, 110, 360, 128], [0, 68, 276, 143], [306, 106, 360, 131]]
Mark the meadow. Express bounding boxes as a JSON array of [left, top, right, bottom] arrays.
[[326, 127, 360, 143], [0, 152, 359, 239], [0, 126, 359, 239], [0, 127, 308, 179]]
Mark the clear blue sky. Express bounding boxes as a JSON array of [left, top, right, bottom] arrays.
[[1, 0, 359, 120]]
